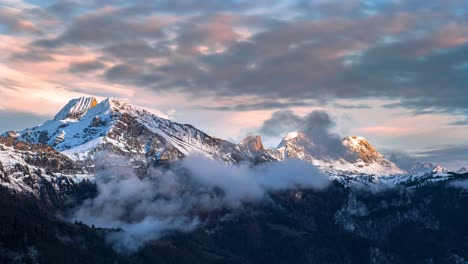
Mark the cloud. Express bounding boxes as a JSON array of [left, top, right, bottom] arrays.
[[450, 180, 468, 189], [301, 111, 350, 159], [384, 151, 420, 171], [104, 64, 142, 83], [0, 8, 39, 33], [68, 60, 105, 73], [70, 155, 328, 252], [418, 146, 468, 165], [34, 8, 165, 48], [10, 50, 55, 62], [259, 110, 303, 137], [385, 145, 468, 171], [7, 0, 468, 119], [153, 0, 253, 13], [449, 119, 468, 126], [259, 110, 350, 158], [102, 40, 170, 60]]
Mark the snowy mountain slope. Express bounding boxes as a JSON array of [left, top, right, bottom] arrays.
[[0, 136, 91, 205], [5, 96, 460, 189], [54, 96, 98, 120], [5, 97, 248, 163], [271, 132, 405, 176], [379, 164, 454, 187]]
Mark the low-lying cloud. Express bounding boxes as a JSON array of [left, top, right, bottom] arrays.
[[70, 155, 328, 252]]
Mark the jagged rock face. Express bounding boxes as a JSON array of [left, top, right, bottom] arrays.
[[54, 96, 98, 120], [273, 132, 405, 176], [239, 135, 264, 152], [5, 98, 249, 164], [275, 132, 315, 160], [238, 135, 278, 164], [4, 96, 405, 177], [0, 136, 89, 208], [342, 136, 382, 163]]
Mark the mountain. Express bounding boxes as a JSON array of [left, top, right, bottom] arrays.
[[270, 132, 405, 176], [10, 96, 462, 188], [2, 97, 468, 263], [5, 97, 249, 164], [410, 162, 436, 174], [0, 136, 90, 208], [238, 135, 278, 163], [5, 97, 406, 178]]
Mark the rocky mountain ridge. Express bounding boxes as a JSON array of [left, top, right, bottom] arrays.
[[0, 136, 90, 207], [4, 97, 466, 190], [5, 97, 249, 164]]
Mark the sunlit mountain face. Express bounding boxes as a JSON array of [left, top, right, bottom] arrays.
[[1, 1, 468, 263]]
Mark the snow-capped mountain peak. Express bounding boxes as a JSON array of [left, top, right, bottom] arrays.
[[276, 131, 311, 150], [432, 164, 449, 174], [54, 96, 98, 121], [5, 97, 249, 163], [410, 162, 435, 174], [342, 136, 383, 163], [274, 132, 405, 176], [284, 131, 300, 141]]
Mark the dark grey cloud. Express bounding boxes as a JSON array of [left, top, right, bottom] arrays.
[[10, 50, 54, 62], [153, 0, 254, 13], [301, 111, 350, 158], [46, 0, 81, 17], [384, 151, 420, 171], [332, 103, 372, 109], [34, 9, 164, 48], [201, 100, 316, 111], [450, 120, 468, 126], [6, 0, 468, 119], [419, 146, 468, 164], [68, 60, 105, 73], [386, 145, 468, 171], [259, 110, 303, 137], [103, 40, 170, 60], [260, 110, 350, 158], [98, 12, 427, 104], [104, 64, 146, 83], [0, 7, 39, 33]]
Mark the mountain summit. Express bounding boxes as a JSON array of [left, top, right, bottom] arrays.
[[54, 96, 98, 120], [5, 97, 247, 163], [273, 132, 404, 176], [5, 97, 404, 176]]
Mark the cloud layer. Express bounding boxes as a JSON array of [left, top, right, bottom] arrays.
[[71, 155, 328, 252], [3, 0, 468, 115]]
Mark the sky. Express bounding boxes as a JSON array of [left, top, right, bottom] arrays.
[[0, 0, 467, 169]]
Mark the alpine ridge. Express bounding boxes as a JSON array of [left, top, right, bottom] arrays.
[[4, 97, 456, 185], [269, 132, 405, 176], [5, 97, 249, 164]]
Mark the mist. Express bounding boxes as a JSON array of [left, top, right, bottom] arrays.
[[70, 155, 329, 252]]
